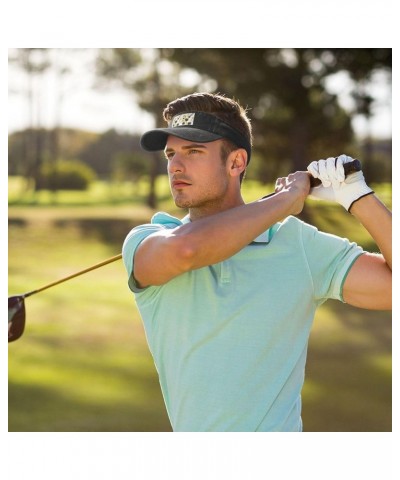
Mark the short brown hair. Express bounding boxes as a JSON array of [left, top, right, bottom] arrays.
[[163, 92, 252, 182]]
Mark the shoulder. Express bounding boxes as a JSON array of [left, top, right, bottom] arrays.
[[269, 215, 310, 242], [271, 215, 361, 255], [151, 211, 185, 228], [121, 212, 184, 282], [123, 212, 183, 243]]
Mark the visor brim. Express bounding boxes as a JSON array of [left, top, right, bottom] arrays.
[[140, 128, 222, 152]]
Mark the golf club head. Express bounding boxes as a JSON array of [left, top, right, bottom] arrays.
[[8, 296, 26, 342]]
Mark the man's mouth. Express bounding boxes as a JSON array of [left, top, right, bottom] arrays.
[[171, 179, 192, 189]]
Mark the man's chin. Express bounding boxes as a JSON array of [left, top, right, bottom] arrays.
[[172, 192, 192, 209], [174, 199, 192, 209]]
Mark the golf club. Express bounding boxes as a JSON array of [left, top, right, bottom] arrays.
[[308, 158, 361, 187], [8, 159, 361, 343], [8, 253, 122, 342]]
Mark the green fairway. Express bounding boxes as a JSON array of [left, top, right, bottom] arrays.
[[8, 180, 391, 431], [8, 213, 172, 431]]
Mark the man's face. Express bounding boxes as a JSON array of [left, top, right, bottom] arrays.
[[165, 136, 231, 211]]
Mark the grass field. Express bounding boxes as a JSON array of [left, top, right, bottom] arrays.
[[8, 178, 392, 431]]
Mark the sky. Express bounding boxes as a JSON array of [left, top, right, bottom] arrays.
[[8, 48, 392, 140], [7, 49, 155, 135]]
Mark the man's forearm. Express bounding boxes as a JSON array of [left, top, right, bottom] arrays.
[[134, 172, 311, 288], [174, 189, 303, 271], [350, 194, 392, 270]]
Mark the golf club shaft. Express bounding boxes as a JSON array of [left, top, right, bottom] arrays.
[[24, 253, 122, 298]]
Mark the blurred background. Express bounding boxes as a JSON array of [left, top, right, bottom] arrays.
[[8, 48, 392, 432]]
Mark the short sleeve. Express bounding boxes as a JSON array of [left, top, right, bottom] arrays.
[[300, 221, 364, 303], [121, 212, 184, 293]]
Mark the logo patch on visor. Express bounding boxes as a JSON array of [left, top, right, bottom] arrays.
[[171, 113, 195, 127]]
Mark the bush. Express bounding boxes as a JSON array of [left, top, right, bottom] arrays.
[[38, 160, 96, 191]]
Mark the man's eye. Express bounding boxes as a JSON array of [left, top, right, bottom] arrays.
[[189, 149, 200, 154]]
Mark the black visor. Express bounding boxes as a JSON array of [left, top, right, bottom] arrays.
[[140, 112, 251, 162]]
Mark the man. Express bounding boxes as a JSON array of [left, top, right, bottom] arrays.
[[122, 92, 392, 432]]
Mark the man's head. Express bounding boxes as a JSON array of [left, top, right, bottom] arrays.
[[140, 92, 253, 183]]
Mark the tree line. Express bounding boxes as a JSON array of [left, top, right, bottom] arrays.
[[8, 48, 392, 207]]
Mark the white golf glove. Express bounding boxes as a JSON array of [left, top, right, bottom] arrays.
[[307, 154, 374, 211]]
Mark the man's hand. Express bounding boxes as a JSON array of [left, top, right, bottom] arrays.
[[307, 154, 374, 211], [274, 171, 311, 215]]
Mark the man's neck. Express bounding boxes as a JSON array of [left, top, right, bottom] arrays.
[[188, 195, 245, 222]]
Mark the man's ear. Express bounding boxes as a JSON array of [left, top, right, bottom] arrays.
[[228, 149, 247, 178]]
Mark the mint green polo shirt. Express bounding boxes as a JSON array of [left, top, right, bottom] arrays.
[[122, 212, 363, 432]]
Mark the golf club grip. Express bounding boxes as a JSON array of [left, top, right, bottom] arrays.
[[262, 159, 362, 199], [309, 159, 361, 187]]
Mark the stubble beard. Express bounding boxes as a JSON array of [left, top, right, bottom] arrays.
[[173, 180, 229, 214]]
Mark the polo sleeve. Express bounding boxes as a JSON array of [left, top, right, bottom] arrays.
[[122, 212, 183, 293], [300, 221, 364, 304]]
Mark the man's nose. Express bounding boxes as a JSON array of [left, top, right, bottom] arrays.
[[168, 154, 185, 174]]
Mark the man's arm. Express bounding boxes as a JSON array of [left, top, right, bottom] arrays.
[[342, 194, 392, 310], [308, 155, 392, 311], [134, 172, 309, 288]]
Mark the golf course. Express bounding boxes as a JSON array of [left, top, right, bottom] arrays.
[[8, 177, 392, 432]]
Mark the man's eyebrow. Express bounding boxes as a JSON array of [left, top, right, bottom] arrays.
[[164, 143, 208, 154]]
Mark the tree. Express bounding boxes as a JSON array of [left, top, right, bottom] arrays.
[[94, 48, 390, 204], [95, 48, 207, 207], [79, 129, 142, 178], [9, 48, 51, 189], [9, 49, 104, 192], [165, 48, 391, 181], [328, 48, 392, 181]]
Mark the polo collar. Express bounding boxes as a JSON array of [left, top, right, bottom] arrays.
[[181, 214, 271, 244], [252, 230, 271, 244]]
